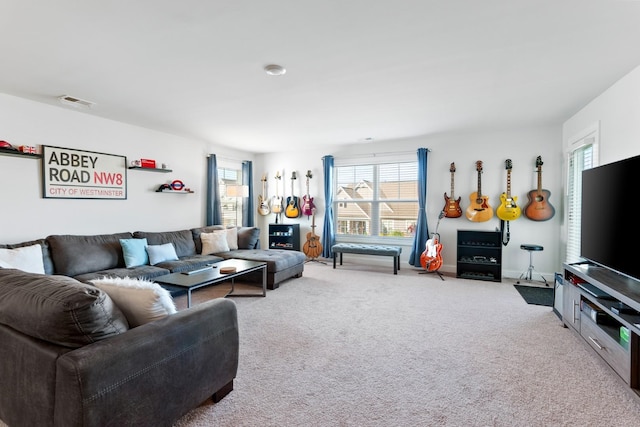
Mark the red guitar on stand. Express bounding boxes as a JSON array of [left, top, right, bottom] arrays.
[[420, 212, 444, 280]]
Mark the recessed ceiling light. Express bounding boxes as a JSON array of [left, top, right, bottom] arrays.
[[264, 64, 286, 76]]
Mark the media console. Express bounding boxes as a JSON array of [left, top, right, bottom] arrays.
[[562, 262, 640, 394]]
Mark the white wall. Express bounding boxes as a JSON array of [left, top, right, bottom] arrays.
[[256, 126, 563, 280], [561, 64, 640, 270], [0, 90, 573, 281], [0, 93, 253, 242], [563, 64, 640, 166]]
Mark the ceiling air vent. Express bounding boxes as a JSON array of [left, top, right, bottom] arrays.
[[58, 95, 95, 109]]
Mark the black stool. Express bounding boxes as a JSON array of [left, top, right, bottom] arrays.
[[517, 244, 547, 285]]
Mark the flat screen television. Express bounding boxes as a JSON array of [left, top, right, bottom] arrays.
[[581, 154, 640, 282]]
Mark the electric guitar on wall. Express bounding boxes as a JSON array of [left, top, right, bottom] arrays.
[[285, 171, 301, 218], [258, 174, 270, 216], [442, 162, 462, 218], [496, 159, 521, 221], [302, 170, 316, 218], [271, 171, 283, 215], [524, 156, 555, 221], [465, 160, 493, 222]]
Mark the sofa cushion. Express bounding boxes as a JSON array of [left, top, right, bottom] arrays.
[[0, 238, 54, 275], [133, 230, 196, 258], [191, 225, 225, 254], [155, 254, 224, 273], [201, 231, 230, 254], [0, 269, 128, 348], [237, 227, 260, 249], [192, 226, 260, 251], [215, 249, 306, 273], [73, 265, 171, 283], [0, 244, 45, 274], [120, 238, 149, 268], [47, 232, 133, 277], [147, 243, 179, 265], [225, 227, 239, 251], [90, 277, 176, 327]]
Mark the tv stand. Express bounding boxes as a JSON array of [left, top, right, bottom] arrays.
[[562, 262, 640, 394]]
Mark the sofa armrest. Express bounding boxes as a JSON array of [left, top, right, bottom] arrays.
[[54, 298, 239, 427]]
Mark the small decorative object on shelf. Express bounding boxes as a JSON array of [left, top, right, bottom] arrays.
[[19, 145, 37, 154], [156, 181, 194, 193], [140, 158, 156, 168], [129, 159, 172, 172], [0, 141, 41, 159]]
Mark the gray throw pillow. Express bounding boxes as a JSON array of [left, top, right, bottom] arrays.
[[237, 227, 260, 249]]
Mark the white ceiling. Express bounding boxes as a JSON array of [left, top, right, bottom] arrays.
[[2, 0, 640, 153]]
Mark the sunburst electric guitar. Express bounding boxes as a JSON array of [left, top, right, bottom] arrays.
[[496, 159, 521, 221], [258, 174, 270, 216], [465, 160, 493, 222], [442, 162, 462, 218], [524, 156, 555, 221]]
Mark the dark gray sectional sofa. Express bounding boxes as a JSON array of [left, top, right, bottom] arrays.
[[0, 268, 239, 427], [0, 225, 305, 426], [42, 225, 305, 289]]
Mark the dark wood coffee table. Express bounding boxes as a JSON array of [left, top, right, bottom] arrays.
[[155, 259, 267, 307]]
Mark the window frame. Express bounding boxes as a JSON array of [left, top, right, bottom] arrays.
[[333, 153, 419, 245], [565, 126, 599, 264]]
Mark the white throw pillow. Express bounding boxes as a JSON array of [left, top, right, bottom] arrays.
[[226, 227, 239, 251], [0, 244, 45, 274], [90, 277, 177, 327], [201, 231, 230, 254]]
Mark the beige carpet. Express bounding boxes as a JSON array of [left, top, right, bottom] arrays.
[[4, 263, 640, 426], [171, 261, 640, 426]]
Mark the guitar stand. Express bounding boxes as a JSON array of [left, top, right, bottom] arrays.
[[305, 257, 327, 265], [419, 269, 445, 280]]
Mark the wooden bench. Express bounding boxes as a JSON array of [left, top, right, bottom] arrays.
[[331, 243, 402, 274]]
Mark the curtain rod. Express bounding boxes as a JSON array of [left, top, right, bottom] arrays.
[[325, 148, 430, 160]]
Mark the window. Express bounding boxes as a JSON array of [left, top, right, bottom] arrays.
[[218, 167, 244, 227], [566, 135, 597, 264], [334, 159, 418, 240]]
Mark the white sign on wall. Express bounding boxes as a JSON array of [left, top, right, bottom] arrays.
[[42, 146, 127, 199]]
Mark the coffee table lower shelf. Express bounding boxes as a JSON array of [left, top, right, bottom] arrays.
[[155, 259, 267, 308]]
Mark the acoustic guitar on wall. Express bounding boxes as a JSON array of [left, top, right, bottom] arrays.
[[258, 174, 270, 216], [496, 159, 521, 221], [285, 171, 301, 218], [442, 162, 462, 218], [524, 156, 555, 221], [465, 160, 493, 222]]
